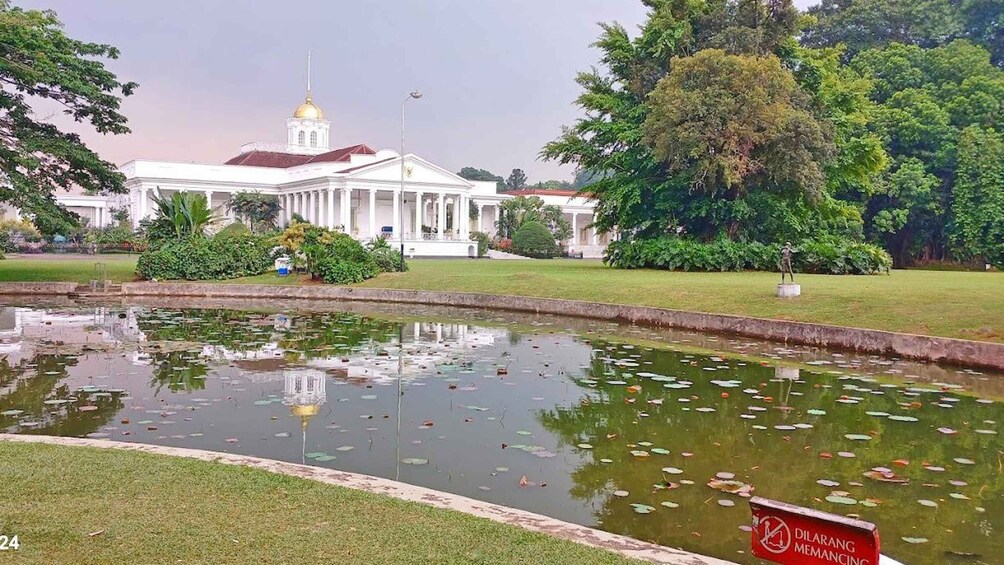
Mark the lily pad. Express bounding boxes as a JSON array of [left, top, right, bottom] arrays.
[[844, 434, 872, 441], [401, 458, 429, 465], [630, 503, 656, 514], [825, 495, 857, 505]]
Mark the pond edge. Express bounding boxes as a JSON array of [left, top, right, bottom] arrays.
[[0, 434, 735, 565], [0, 281, 1001, 370]]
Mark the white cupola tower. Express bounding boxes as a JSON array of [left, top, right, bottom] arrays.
[[286, 52, 330, 154]]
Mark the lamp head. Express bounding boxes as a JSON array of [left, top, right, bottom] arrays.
[[410, 90, 423, 100]]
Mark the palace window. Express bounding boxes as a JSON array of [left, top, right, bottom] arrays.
[[297, 131, 306, 145], [310, 131, 318, 148]]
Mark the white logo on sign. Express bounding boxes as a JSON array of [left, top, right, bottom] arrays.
[[757, 516, 792, 554]]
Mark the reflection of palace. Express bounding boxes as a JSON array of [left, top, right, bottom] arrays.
[[0, 307, 145, 357], [306, 322, 504, 384]]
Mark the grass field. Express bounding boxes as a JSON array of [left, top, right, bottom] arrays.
[[1, 255, 1002, 342], [0, 441, 637, 565]]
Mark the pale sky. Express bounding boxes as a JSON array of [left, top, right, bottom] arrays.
[[18, 0, 817, 183]]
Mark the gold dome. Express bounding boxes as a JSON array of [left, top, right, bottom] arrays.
[[293, 92, 324, 120]]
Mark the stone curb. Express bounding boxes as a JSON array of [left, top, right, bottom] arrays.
[[0, 281, 1001, 370], [0, 434, 735, 565]]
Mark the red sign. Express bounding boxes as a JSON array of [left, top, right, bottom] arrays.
[[750, 497, 881, 565]]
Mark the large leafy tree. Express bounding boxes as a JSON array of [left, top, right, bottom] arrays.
[[643, 49, 834, 238], [543, 0, 818, 240], [0, 1, 136, 228], [803, 0, 1004, 66], [847, 40, 1004, 263], [495, 195, 571, 242], [950, 126, 1004, 266]]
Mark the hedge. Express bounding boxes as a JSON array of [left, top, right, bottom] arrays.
[[511, 221, 558, 258], [606, 237, 892, 275], [136, 233, 276, 281]]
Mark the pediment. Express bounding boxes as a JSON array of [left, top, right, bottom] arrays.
[[344, 155, 472, 188]]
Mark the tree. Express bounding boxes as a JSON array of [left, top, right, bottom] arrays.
[[803, 0, 1004, 66], [542, 0, 802, 239], [530, 179, 573, 189], [226, 191, 281, 233], [495, 195, 571, 242], [866, 158, 942, 265], [643, 50, 835, 238], [0, 2, 136, 229], [457, 167, 504, 191], [950, 126, 1004, 266], [511, 221, 558, 258], [505, 168, 527, 191]]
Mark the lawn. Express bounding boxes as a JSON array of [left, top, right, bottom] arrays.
[[1, 255, 1002, 342], [0, 441, 639, 565]]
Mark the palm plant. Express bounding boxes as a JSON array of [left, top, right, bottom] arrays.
[[149, 191, 216, 240], [227, 191, 281, 233]]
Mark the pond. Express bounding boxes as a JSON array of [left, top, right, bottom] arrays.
[[1, 299, 1001, 564]]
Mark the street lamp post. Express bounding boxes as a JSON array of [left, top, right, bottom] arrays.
[[400, 90, 423, 270]]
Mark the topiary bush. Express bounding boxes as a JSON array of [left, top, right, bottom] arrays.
[[511, 221, 557, 258], [136, 233, 276, 280], [606, 237, 891, 275], [216, 222, 252, 238], [470, 231, 490, 258]]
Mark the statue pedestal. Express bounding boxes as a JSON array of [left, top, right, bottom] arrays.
[[776, 283, 801, 298]]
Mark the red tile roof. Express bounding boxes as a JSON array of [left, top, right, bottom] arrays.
[[224, 144, 377, 168]]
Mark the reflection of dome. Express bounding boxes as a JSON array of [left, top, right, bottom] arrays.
[[293, 93, 324, 119], [283, 369, 327, 430], [290, 404, 319, 418]]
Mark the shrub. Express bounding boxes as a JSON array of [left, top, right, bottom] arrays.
[[315, 255, 379, 284], [606, 237, 892, 275], [216, 222, 252, 238], [370, 247, 407, 272], [511, 221, 557, 258], [470, 231, 490, 258], [136, 233, 276, 280], [297, 231, 382, 284]]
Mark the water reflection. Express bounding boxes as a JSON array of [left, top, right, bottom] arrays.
[[0, 303, 1001, 564]]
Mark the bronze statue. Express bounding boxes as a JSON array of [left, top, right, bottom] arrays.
[[780, 242, 794, 283]]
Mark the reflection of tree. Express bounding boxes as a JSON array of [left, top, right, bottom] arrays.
[[537, 344, 1004, 564], [0, 354, 123, 438], [135, 308, 399, 362], [149, 351, 208, 394]]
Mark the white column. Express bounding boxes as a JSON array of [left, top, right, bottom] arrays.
[[476, 203, 484, 233], [591, 219, 599, 245], [458, 194, 466, 238], [571, 213, 578, 245], [369, 189, 377, 238], [138, 186, 148, 226], [415, 192, 424, 239], [309, 191, 316, 224], [392, 189, 400, 237], [329, 186, 337, 228], [342, 187, 351, 231], [205, 190, 214, 213], [94, 206, 101, 228], [437, 193, 445, 239]]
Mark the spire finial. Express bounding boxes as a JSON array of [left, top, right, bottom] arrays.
[[306, 51, 312, 98]]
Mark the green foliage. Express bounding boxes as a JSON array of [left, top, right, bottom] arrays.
[[496, 196, 571, 242], [505, 168, 527, 191], [0, 1, 136, 227], [0, 218, 42, 249], [542, 0, 806, 241], [949, 126, 1004, 267], [803, 0, 1003, 66], [511, 221, 558, 259], [457, 167, 505, 191], [644, 49, 835, 237], [606, 237, 891, 275], [136, 233, 275, 281], [471, 231, 490, 257], [216, 222, 251, 238], [146, 191, 216, 243], [367, 237, 408, 273], [307, 232, 379, 284], [226, 191, 281, 233]]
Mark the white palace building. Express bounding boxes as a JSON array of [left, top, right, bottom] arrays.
[[12, 82, 612, 258]]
